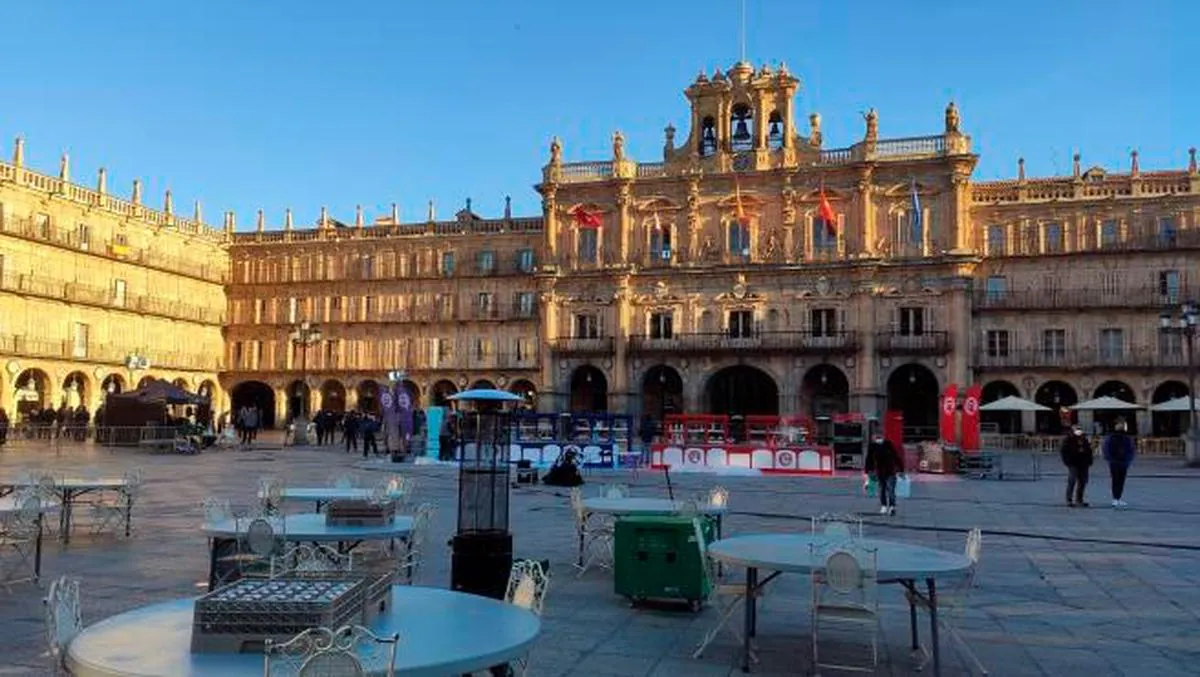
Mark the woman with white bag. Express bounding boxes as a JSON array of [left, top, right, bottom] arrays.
[[864, 433, 907, 515]]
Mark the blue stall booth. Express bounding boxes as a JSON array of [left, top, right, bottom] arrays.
[[512, 411, 633, 468]]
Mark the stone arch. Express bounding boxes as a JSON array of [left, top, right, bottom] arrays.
[[1151, 380, 1189, 437], [569, 365, 608, 412], [800, 363, 850, 418], [1093, 379, 1137, 434], [508, 379, 537, 409], [430, 380, 458, 407], [13, 368, 51, 417], [286, 379, 311, 422], [400, 380, 421, 407], [100, 373, 125, 396], [357, 379, 381, 415], [885, 363, 940, 440], [319, 379, 347, 413], [172, 377, 190, 391], [62, 371, 90, 409], [704, 364, 779, 416], [470, 379, 496, 391], [1034, 380, 1077, 434], [137, 375, 156, 389], [642, 365, 684, 420], [197, 380, 218, 402], [230, 380, 276, 429], [981, 380, 1022, 434]]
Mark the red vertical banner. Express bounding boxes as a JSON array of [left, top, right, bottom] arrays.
[[939, 384, 959, 444], [884, 410, 905, 450], [960, 384, 983, 451]]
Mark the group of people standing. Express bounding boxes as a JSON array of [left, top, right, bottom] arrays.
[[1059, 421, 1137, 508]]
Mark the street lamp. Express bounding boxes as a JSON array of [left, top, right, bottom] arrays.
[[289, 320, 323, 445], [1159, 301, 1199, 466], [124, 353, 150, 390]]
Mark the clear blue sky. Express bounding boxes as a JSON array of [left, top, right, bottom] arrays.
[[2, 0, 1192, 229]]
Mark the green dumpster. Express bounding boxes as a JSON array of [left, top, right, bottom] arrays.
[[613, 515, 715, 611]]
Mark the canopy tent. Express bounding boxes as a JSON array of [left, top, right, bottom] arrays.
[[978, 395, 1050, 412], [1070, 396, 1141, 411], [113, 378, 207, 406], [1149, 396, 1200, 412]]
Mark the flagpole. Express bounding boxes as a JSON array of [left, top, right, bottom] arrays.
[[739, 0, 747, 64]]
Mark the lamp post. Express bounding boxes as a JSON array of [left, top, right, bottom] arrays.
[[289, 320, 322, 446], [124, 353, 150, 390], [1159, 302, 1199, 466]]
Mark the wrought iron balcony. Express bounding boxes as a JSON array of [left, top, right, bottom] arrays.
[[549, 337, 614, 355], [875, 330, 953, 355], [973, 287, 1190, 312], [973, 346, 1187, 371], [629, 330, 860, 355]]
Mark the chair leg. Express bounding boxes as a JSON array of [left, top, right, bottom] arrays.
[[947, 624, 989, 675]]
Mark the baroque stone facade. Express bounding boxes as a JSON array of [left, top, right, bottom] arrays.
[[3, 61, 1197, 436]]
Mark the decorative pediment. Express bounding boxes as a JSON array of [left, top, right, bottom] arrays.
[[1082, 166, 1107, 181], [795, 275, 850, 299], [632, 280, 684, 304], [561, 294, 614, 305], [713, 273, 763, 302], [637, 196, 682, 211], [715, 193, 765, 209]]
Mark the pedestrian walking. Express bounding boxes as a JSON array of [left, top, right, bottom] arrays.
[[343, 411, 361, 455], [1102, 421, 1136, 508], [864, 432, 905, 515], [1060, 425, 1094, 507]]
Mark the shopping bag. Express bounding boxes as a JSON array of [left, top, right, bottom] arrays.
[[863, 474, 878, 497], [895, 475, 912, 499]]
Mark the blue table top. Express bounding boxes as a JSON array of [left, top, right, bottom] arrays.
[[707, 533, 972, 580], [66, 585, 541, 677], [262, 487, 404, 503], [0, 495, 58, 514], [583, 497, 727, 516], [202, 513, 413, 541]]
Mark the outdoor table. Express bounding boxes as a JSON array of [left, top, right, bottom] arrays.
[[65, 584, 541, 676], [0, 495, 58, 582], [259, 486, 404, 512], [580, 496, 728, 566], [0, 477, 131, 544], [201, 513, 414, 590], [706, 533, 973, 677]]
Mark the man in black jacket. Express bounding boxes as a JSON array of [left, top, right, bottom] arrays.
[[1060, 425, 1094, 507], [865, 433, 905, 515]]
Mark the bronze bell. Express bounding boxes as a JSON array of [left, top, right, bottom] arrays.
[[768, 118, 782, 139], [733, 119, 751, 142]]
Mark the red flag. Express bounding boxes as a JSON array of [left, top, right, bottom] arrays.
[[960, 384, 983, 451], [570, 205, 602, 229], [939, 384, 958, 444], [818, 188, 838, 236], [734, 177, 751, 227]]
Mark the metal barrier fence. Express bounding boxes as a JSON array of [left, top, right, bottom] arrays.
[[981, 434, 1185, 457], [0, 425, 188, 452]]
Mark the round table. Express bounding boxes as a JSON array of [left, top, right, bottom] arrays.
[[0, 495, 59, 515], [65, 585, 542, 677], [581, 497, 726, 517], [262, 487, 405, 511], [2, 477, 130, 543], [707, 533, 972, 677]]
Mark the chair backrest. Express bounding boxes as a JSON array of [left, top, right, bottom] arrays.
[[965, 527, 983, 564], [265, 625, 398, 677], [505, 559, 551, 616], [707, 486, 729, 509], [44, 576, 82, 668], [272, 544, 352, 578], [246, 518, 279, 556], [203, 497, 232, 524], [409, 503, 434, 551], [811, 513, 863, 539], [259, 477, 283, 513], [569, 487, 586, 525], [813, 546, 878, 611], [601, 484, 629, 499]]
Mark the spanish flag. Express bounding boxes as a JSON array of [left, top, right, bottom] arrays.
[[734, 176, 751, 227], [817, 187, 838, 237], [569, 205, 602, 229]]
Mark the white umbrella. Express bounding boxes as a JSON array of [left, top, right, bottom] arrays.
[[979, 395, 1050, 412], [1149, 396, 1200, 412], [1070, 396, 1141, 411]]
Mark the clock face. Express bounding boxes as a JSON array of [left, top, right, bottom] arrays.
[[733, 153, 753, 171]]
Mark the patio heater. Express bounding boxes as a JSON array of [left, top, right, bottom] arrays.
[[447, 388, 521, 599]]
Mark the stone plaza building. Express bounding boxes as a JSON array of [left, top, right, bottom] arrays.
[[2, 61, 1197, 436]]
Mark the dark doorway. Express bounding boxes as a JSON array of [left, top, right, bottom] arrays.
[[1151, 380, 1189, 437], [231, 381, 276, 428], [320, 380, 346, 413], [1034, 381, 1078, 434], [1092, 380, 1137, 434], [642, 365, 684, 420], [705, 365, 779, 416], [357, 380, 381, 415], [287, 380, 311, 423], [431, 380, 458, 407], [569, 366, 608, 412], [801, 364, 850, 418], [885, 363, 939, 440]]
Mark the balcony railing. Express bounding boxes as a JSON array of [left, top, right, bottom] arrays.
[[0, 334, 221, 371], [629, 330, 860, 354], [876, 331, 953, 355], [227, 350, 541, 375], [0, 270, 226, 325], [549, 337, 615, 355], [974, 347, 1187, 371], [974, 287, 1190, 311]]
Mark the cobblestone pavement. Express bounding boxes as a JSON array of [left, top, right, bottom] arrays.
[[1, 438, 1198, 676]]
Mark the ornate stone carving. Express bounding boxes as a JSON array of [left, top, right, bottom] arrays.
[[815, 276, 832, 297], [781, 187, 796, 225], [762, 229, 781, 260], [732, 273, 748, 299], [701, 235, 717, 261], [612, 131, 625, 162], [616, 183, 632, 207], [549, 137, 562, 166], [653, 280, 669, 298], [945, 102, 960, 134]]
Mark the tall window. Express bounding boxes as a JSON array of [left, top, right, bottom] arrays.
[[577, 229, 598, 264], [728, 310, 754, 338], [1042, 329, 1066, 359], [1159, 270, 1181, 303], [441, 251, 456, 276], [898, 307, 925, 336], [515, 291, 535, 318], [363, 296, 375, 319], [476, 292, 494, 317], [232, 342, 244, 368], [477, 250, 495, 275], [72, 322, 89, 358], [76, 223, 90, 251], [574, 314, 600, 338], [810, 308, 837, 337], [435, 338, 453, 365], [112, 279, 127, 307], [649, 312, 674, 339], [987, 225, 1006, 255], [475, 337, 494, 359], [1099, 328, 1124, 361], [288, 298, 298, 324], [1159, 331, 1183, 359], [1158, 216, 1178, 247], [814, 222, 837, 252], [1099, 219, 1119, 248], [1043, 222, 1064, 253], [985, 330, 1010, 357], [515, 338, 536, 363], [650, 225, 672, 261], [984, 276, 1007, 301], [516, 248, 535, 273], [728, 222, 750, 258], [361, 255, 375, 279]]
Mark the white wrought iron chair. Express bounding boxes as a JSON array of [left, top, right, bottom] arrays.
[[674, 499, 701, 519], [21, 472, 60, 539], [909, 528, 988, 675], [373, 475, 412, 510], [264, 624, 399, 677], [396, 503, 434, 584], [219, 517, 286, 582], [692, 515, 766, 663], [258, 476, 284, 516], [811, 512, 864, 540], [811, 544, 881, 675], [504, 559, 551, 676], [43, 575, 82, 675], [270, 543, 355, 578], [1, 492, 43, 588], [570, 487, 613, 576], [89, 470, 142, 537]]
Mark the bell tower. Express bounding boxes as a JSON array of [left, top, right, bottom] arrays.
[[670, 62, 806, 171]]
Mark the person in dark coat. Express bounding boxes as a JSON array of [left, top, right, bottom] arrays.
[[1060, 425, 1094, 507], [1102, 421, 1136, 508], [864, 432, 905, 515], [343, 411, 361, 454]]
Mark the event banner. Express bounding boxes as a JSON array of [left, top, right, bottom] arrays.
[[960, 384, 982, 451], [939, 384, 959, 444]]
